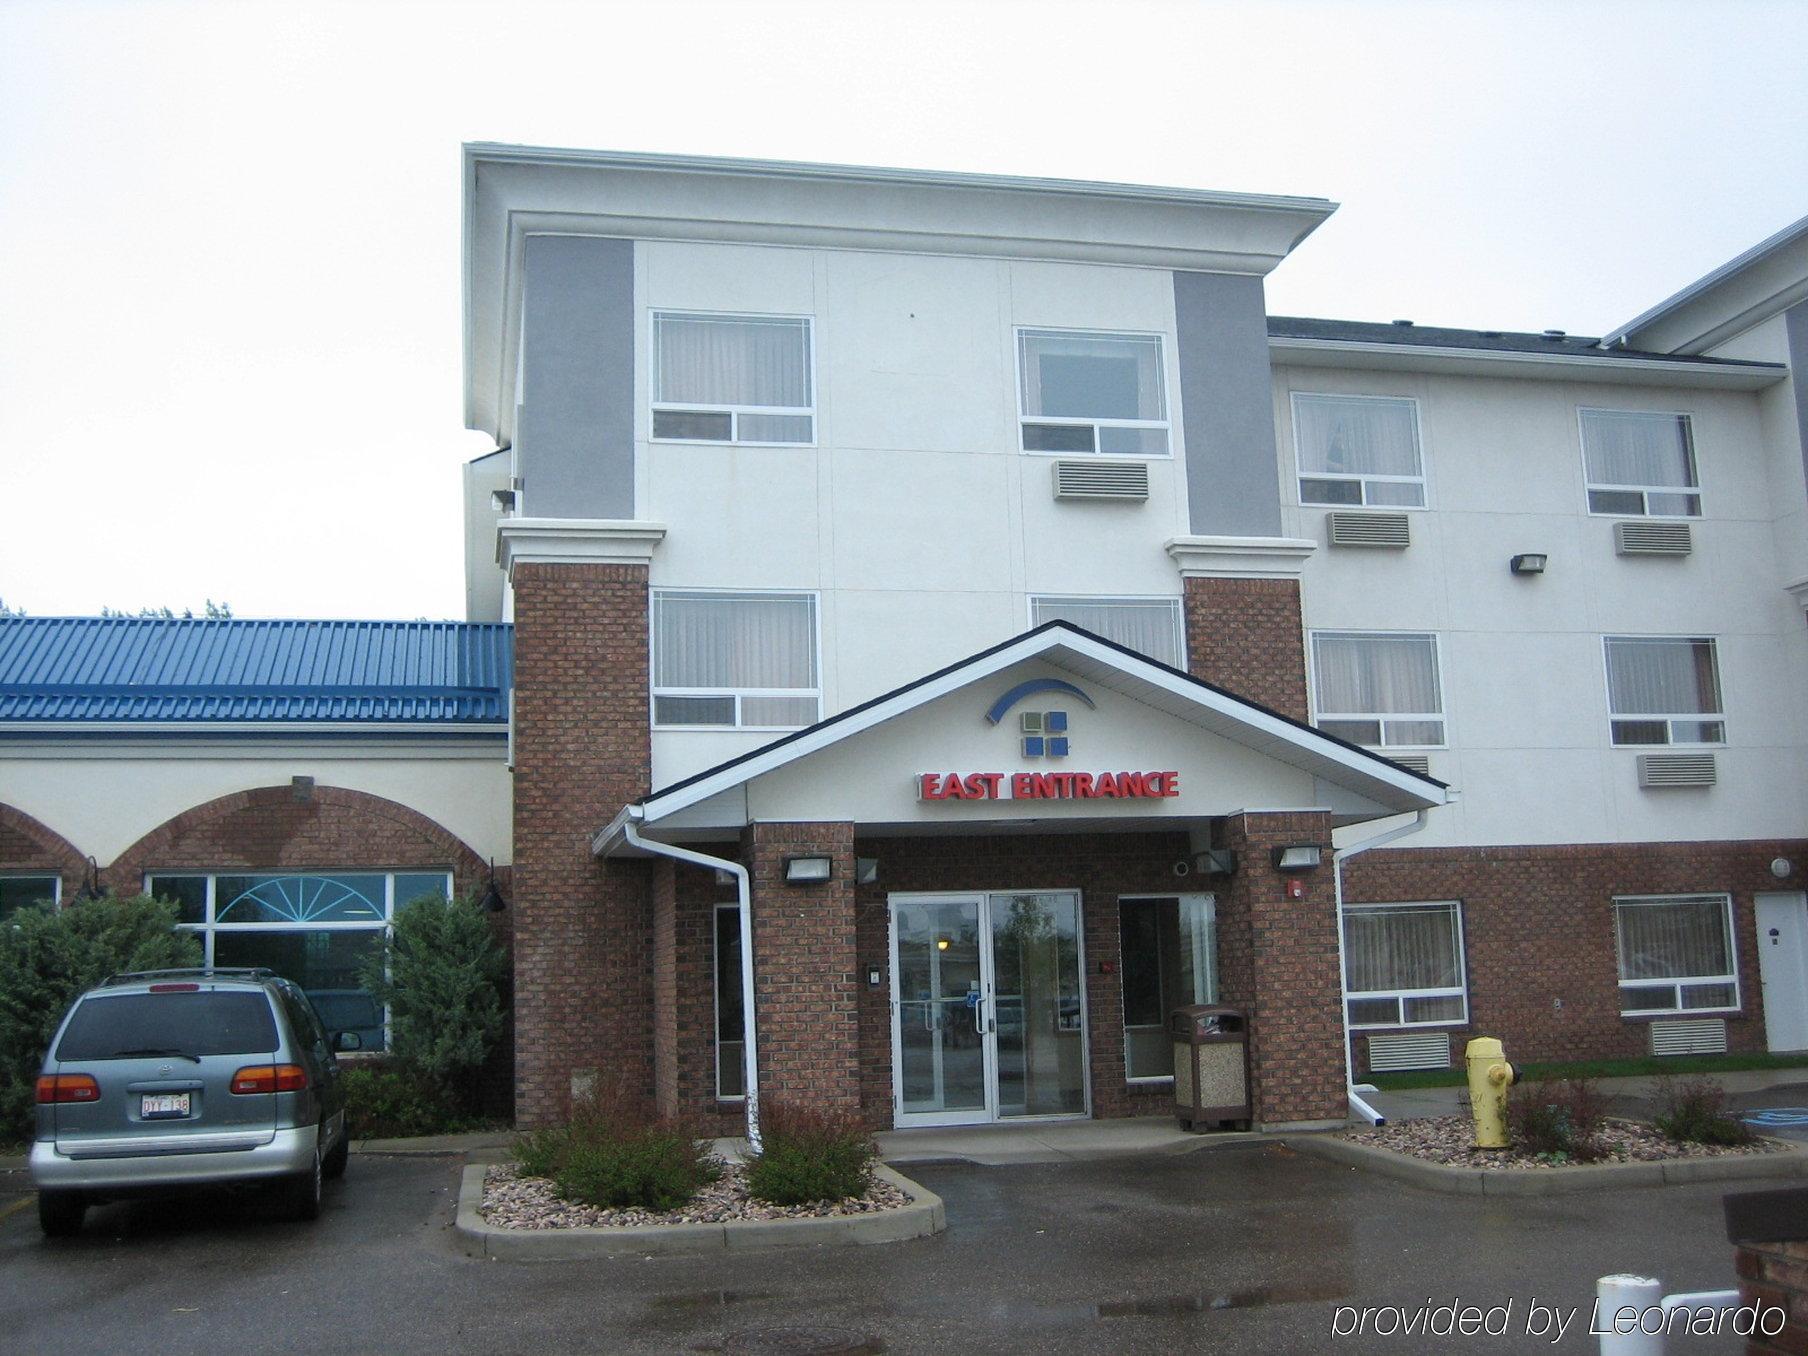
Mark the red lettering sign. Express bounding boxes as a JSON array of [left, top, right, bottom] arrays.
[[918, 772, 1181, 801]]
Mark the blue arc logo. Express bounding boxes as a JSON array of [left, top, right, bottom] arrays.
[[986, 679, 1095, 760]]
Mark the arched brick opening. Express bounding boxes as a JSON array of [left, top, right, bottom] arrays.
[[103, 784, 495, 898], [0, 802, 91, 900]]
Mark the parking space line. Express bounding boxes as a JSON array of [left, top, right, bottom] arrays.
[[0, 1196, 32, 1224]]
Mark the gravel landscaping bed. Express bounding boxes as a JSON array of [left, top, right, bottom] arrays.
[[1345, 1116, 1792, 1170], [479, 1162, 910, 1230]]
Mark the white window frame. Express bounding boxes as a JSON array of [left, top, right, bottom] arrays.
[[1028, 595, 1186, 669], [1343, 901, 1469, 1030], [650, 588, 823, 732], [713, 902, 746, 1102], [649, 310, 817, 448], [1601, 635, 1726, 748], [1578, 407, 1701, 519], [0, 871, 62, 915], [1118, 893, 1218, 1084], [1613, 894, 1740, 1016], [1291, 392, 1428, 510], [1308, 630, 1448, 750], [1015, 326, 1171, 458]]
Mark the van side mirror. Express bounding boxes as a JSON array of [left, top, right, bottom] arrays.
[[333, 1031, 362, 1052]]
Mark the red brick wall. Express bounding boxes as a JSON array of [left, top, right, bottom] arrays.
[[510, 562, 654, 1127], [1182, 576, 1309, 721], [746, 822, 861, 1115], [0, 801, 89, 900], [1735, 1238, 1808, 1354], [652, 858, 678, 1120], [1342, 838, 1808, 1073]]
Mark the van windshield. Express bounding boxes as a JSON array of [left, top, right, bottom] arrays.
[[55, 992, 279, 1061]]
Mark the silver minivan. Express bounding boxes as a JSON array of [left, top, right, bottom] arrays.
[[29, 967, 356, 1236]]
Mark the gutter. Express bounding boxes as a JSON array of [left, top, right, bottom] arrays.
[[614, 809, 762, 1153], [1332, 809, 1432, 1126]]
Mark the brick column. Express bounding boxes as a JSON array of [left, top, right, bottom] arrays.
[[1182, 576, 1309, 721], [744, 822, 860, 1115], [509, 553, 657, 1127], [1214, 810, 1344, 1127], [651, 857, 679, 1121], [1726, 1186, 1808, 1354]]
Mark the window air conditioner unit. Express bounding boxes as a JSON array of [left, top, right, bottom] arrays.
[[1637, 753, 1716, 788], [1052, 459, 1149, 502], [1327, 511, 1411, 549], [1390, 753, 1432, 777], [1367, 1032, 1451, 1073], [1649, 1018, 1727, 1056], [1614, 521, 1693, 557]]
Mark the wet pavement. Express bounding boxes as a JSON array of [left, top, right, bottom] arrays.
[[0, 1142, 1792, 1354]]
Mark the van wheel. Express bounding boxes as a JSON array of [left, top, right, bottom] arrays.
[[322, 1125, 349, 1181], [281, 1146, 323, 1222], [38, 1190, 86, 1238]]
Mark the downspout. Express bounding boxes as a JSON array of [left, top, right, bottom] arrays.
[[1333, 809, 1430, 1126], [621, 810, 762, 1154]]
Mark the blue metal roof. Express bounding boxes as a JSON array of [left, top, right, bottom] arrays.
[[0, 618, 512, 730]]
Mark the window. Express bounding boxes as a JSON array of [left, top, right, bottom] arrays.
[[1310, 631, 1445, 748], [1293, 393, 1426, 507], [0, 873, 60, 920], [652, 591, 820, 729], [1118, 895, 1216, 1080], [1581, 410, 1700, 517], [1604, 636, 1724, 746], [1017, 329, 1168, 456], [1030, 596, 1184, 668], [652, 312, 814, 444], [146, 871, 453, 1051], [715, 904, 745, 1100], [1614, 895, 1738, 1015], [1344, 903, 1468, 1028]]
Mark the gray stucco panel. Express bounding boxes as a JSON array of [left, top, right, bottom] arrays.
[[518, 235, 635, 519], [1173, 271, 1283, 536]]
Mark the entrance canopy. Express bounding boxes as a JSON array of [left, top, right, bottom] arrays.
[[595, 622, 1450, 854]]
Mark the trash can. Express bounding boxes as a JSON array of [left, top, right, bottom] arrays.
[[1170, 1004, 1251, 1132]]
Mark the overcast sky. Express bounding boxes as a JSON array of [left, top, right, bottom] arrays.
[[2, 0, 1804, 621]]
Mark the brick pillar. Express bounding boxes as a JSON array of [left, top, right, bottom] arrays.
[[652, 857, 679, 1121], [1182, 575, 1310, 721], [744, 822, 860, 1115], [509, 560, 654, 1127], [1214, 810, 1344, 1127], [1727, 1187, 1808, 1354]]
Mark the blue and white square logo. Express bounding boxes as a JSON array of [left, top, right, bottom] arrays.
[[1019, 710, 1069, 758]]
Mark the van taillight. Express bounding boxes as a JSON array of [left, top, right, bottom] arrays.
[[230, 1064, 307, 1094], [148, 982, 201, 992], [36, 1074, 100, 1104]]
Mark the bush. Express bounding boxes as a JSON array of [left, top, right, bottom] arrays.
[[1652, 1075, 1754, 1146], [1507, 1076, 1608, 1163], [515, 1096, 719, 1213], [341, 1065, 482, 1140], [359, 892, 507, 1114], [0, 894, 200, 1143], [745, 1101, 877, 1205]]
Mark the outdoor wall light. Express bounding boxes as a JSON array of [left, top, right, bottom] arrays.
[[1771, 857, 1794, 880], [1271, 845, 1323, 873], [79, 855, 105, 902], [936, 938, 950, 952], [480, 858, 507, 912], [1509, 553, 1548, 576], [1189, 848, 1238, 877], [783, 855, 833, 884]]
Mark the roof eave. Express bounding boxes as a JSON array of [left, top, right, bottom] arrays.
[[1268, 336, 1787, 390], [1606, 214, 1808, 355]]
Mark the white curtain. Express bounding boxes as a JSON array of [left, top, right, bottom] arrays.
[[654, 593, 816, 689], [1178, 896, 1217, 1005], [1345, 905, 1460, 993], [1032, 597, 1183, 667], [1020, 331, 1163, 420], [1616, 898, 1730, 980], [1606, 638, 1719, 715], [1295, 395, 1421, 477], [655, 315, 810, 408], [1582, 411, 1694, 488], [1313, 633, 1440, 714]]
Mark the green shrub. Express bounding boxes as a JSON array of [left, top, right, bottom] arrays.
[[746, 1101, 877, 1205], [1652, 1075, 1754, 1146], [515, 1096, 718, 1212], [341, 1064, 481, 1140], [0, 894, 200, 1142], [513, 1124, 571, 1180], [1507, 1076, 1607, 1162], [359, 892, 507, 1114]]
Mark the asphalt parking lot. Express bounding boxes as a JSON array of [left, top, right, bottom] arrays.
[[0, 1141, 1791, 1355]]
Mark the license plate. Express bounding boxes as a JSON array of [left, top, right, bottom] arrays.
[[141, 1093, 191, 1120]]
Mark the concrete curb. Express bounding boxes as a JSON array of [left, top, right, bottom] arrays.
[[453, 1163, 945, 1260], [1286, 1133, 1808, 1196]]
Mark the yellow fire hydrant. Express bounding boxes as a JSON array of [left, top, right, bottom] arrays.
[[1465, 1036, 1517, 1149]]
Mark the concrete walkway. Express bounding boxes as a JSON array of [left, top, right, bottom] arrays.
[[874, 1116, 1253, 1164]]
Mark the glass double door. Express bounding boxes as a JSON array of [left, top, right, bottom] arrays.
[[890, 891, 1088, 1127]]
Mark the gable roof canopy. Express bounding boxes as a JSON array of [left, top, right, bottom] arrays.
[[595, 622, 1450, 856]]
